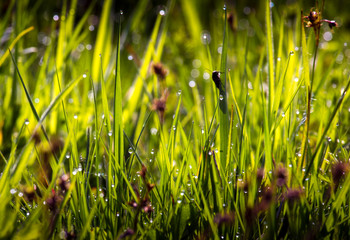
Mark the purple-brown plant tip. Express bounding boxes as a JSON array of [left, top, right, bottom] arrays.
[[46, 189, 63, 212], [303, 8, 321, 29], [275, 165, 288, 187], [57, 174, 70, 192], [257, 168, 265, 183], [244, 206, 257, 224], [258, 186, 274, 212], [152, 98, 166, 112], [332, 162, 349, 185], [128, 200, 138, 208], [327, 20, 338, 29], [285, 188, 303, 203], [142, 204, 153, 213], [228, 12, 236, 32], [138, 164, 147, 180], [152, 62, 168, 80], [146, 182, 155, 192], [119, 228, 135, 239], [152, 90, 169, 123], [214, 212, 235, 226]]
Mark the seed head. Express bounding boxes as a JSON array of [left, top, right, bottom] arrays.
[[214, 212, 235, 226], [152, 62, 168, 80], [332, 162, 349, 185], [275, 164, 288, 187]]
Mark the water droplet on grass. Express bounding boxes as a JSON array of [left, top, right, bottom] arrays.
[[24, 119, 29, 125], [10, 189, 17, 194], [201, 31, 211, 44], [108, 131, 113, 136], [189, 80, 196, 88], [83, 74, 87, 78], [219, 95, 224, 100], [128, 148, 133, 154], [177, 90, 182, 96], [290, 51, 294, 55]]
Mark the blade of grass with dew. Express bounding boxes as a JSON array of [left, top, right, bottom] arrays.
[[275, 13, 285, 84], [261, 72, 273, 172], [51, 0, 68, 134], [115, 10, 124, 173], [219, 5, 229, 171], [304, 77, 350, 182], [122, 14, 162, 122], [91, 0, 112, 82], [0, 26, 34, 67], [64, 0, 97, 60], [299, 13, 311, 171], [266, 0, 275, 119], [9, 49, 59, 162]]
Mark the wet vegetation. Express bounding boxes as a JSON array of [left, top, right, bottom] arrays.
[[1, 0, 350, 239]]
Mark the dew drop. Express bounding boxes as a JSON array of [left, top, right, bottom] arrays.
[[18, 192, 24, 197], [128, 147, 133, 154], [177, 90, 182, 96], [24, 119, 29, 125], [150, 128, 158, 135], [108, 131, 113, 136], [10, 189, 17, 194], [201, 31, 211, 44], [53, 15, 59, 21], [120, 10, 123, 15], [290, 51, 294, 55], [173, 126, 176, 131], [151, 149, 154, 155], [219, 95, 224, 100], [189, 80, 196, 88], [74, 114, 78, 119], [281, 112, 285, 117], [83, 74, 87, 78]]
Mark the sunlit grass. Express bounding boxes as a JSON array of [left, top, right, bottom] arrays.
[[0, 0, 350, 239]]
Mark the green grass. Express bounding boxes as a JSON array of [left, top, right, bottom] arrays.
[[1, 0, 350, 239]]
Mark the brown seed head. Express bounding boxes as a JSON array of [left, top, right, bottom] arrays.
[[332, 162, 349, 185], [57, 174, 70, 192], [214, 212, 235, 226], [257, 168, 265, 184], [275, 165, 288, 187], [119, 228, 135, 239], [152, 62, 167, 80], [285, 188, 303, 203]]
